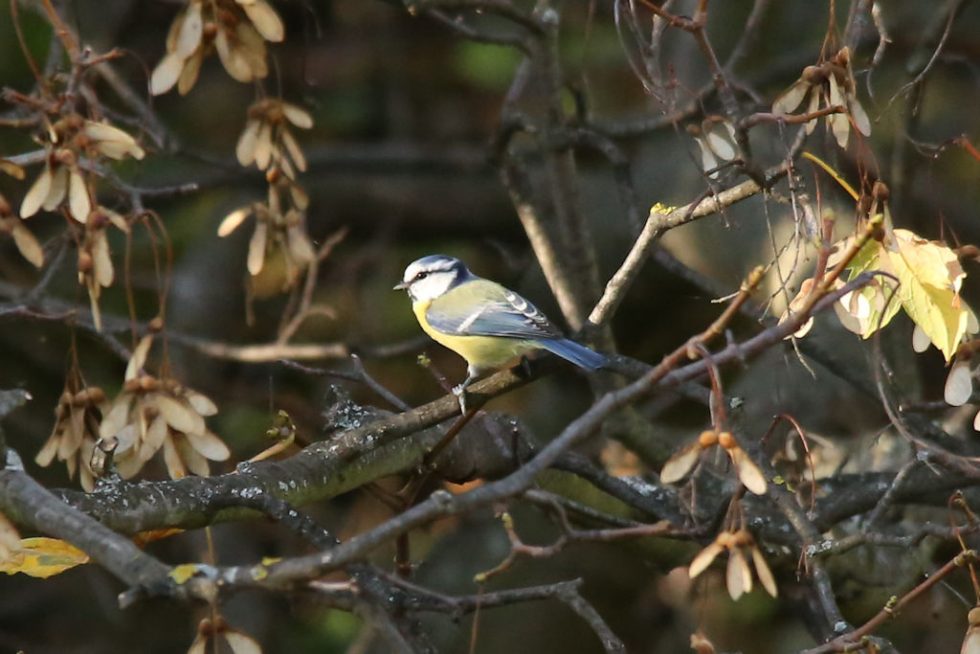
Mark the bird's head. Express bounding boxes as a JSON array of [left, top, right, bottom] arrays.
[[394, 254, 471, 302]]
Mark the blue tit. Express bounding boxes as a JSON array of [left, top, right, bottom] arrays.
[[394, 254, 607, 407]]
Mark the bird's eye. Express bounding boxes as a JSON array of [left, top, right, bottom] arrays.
[[414, 272, 428, 281]]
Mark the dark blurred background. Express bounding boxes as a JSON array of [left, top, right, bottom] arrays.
[[1, 1, 980, 652]]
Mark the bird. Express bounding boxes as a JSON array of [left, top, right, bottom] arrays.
[[394, 254, 607, 410]]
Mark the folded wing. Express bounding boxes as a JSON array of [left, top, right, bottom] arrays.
[[425, 279, 562, 339]]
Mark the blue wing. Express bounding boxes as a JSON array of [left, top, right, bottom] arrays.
[[426, 279, 608, 371], [536, 339, 607, 370], [425, 279, 562, 339]]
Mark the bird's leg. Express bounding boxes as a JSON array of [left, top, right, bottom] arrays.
[[452, 367, 481, 414], [515, 355, 534, 379]]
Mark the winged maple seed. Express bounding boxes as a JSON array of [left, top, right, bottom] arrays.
[[962, 607, 980, 654], [772, 47, 871, 149], [97, 335, 230, 481], [151, 0, 284, 95], [218, 176, 314, 290], [689, 118, 737, 180], [35, 385, 108, 492], [660, 429, 768, 495], [236, 98, 313, 179], [689, 632, 717, 654], [688, 529, 778, 601], [76, 207, 130, 332], [187, 617, 262, 654], [20, 118, 144, 224], [0, 511, 22, 563], [0, 193, 44, 268]]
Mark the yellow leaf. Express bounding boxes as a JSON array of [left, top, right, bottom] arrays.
[[833, 236, 901, 338], [0, 537, 89, 578], [887, 229, 968, 361]]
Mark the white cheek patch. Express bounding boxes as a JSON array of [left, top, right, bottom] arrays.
[[410, 274, 454, 301]]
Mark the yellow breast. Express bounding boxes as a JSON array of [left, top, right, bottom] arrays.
[[412, 299, 536, 373]]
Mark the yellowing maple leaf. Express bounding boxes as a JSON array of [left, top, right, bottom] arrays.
[[886, 229, 968, 361], [831, 236, 901, 338], [0, 537, 89, 578]]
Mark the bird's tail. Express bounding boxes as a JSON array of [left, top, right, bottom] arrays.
[[539, 339, 608, 371]]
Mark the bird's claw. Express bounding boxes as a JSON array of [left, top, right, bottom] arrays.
[[451, 384, 469, 414]]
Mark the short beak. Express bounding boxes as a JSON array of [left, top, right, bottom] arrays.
[[393, 281, 409, 291]]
